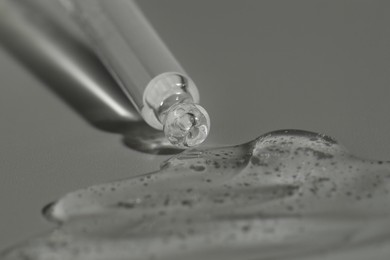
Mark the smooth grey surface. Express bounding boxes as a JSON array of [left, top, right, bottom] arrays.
[[1, 0, 390, 250]]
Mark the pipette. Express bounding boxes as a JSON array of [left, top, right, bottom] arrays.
[[58, 0, 210, 148]]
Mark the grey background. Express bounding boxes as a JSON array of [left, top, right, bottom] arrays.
[[1, 0, 390, 249]]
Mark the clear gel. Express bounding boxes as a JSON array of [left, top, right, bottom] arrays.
[[3, 130, 390, 260]]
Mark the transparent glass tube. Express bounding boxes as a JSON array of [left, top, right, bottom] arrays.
[[58, 0, 210, 147]]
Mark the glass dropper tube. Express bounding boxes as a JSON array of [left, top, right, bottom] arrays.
[[58, 0, 210, 147]]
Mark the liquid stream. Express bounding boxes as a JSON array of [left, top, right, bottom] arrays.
[[2, 130, 390, 260]]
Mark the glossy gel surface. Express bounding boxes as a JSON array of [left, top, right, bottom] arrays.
[[3, 130, 390, 260]]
